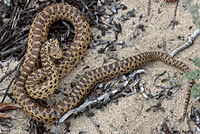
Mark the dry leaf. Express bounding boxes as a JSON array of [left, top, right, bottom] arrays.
[[0, 103, 18, 112]]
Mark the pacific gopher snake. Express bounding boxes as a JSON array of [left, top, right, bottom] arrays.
[[12, 3, 194, 123]]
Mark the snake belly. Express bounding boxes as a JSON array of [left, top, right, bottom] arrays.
[[12, 3, 194, 123]]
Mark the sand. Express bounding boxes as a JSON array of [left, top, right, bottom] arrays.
[[0, 0, 200, 133]]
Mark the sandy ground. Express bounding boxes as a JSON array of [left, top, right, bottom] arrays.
[[0, 0, 200, 133]]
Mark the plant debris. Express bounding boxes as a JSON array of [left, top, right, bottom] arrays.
[[0, 0, 199, 133]]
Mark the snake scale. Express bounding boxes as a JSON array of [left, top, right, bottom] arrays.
[[25, 39, 63, 99], [12, 3, 194, 123]]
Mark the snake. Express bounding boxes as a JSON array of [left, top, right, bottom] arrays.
[[12, 3, 194, 124], [25, 38, 63, 99]]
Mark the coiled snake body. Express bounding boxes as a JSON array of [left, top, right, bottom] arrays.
[[25, 39, 63, 99], [13, 3, 194, 123]]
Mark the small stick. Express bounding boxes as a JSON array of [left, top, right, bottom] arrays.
[[0, 44, 25, 58], [147, 0, 151, 16], [87, 114, 102, 134], [1, 56, 24, 103], [0, 61, 6, 68], [170, 29, 200, 57], [167, 0, 180, 29], [99, 20, 120, 32]]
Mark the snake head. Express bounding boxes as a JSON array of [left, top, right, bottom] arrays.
[[48, 38, 63, 59]]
